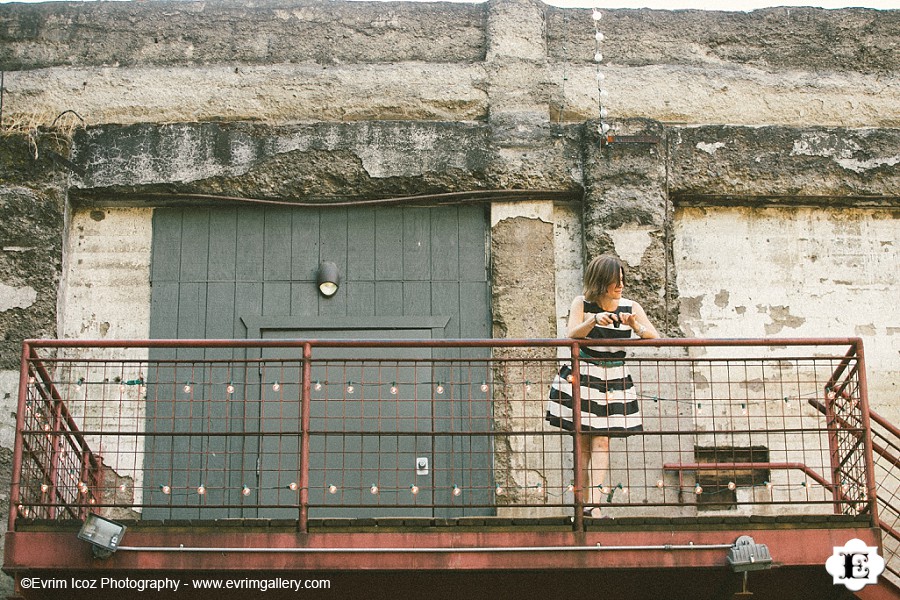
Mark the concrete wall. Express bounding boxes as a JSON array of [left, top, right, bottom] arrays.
[[0, 0, 898, 581], [2, 1, 897, 128]]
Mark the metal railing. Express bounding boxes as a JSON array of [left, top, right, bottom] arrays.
[[9, 338, 877, 535], [806, 401, 900, 587]]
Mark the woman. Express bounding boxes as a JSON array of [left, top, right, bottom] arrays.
[[546, 254, 660, 517]]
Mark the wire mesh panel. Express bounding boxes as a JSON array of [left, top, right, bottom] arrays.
[[869, 414, 900, 586], [9, 339, 877, 529]]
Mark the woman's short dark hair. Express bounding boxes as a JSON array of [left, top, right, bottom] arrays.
[[583, 255, 624, 301]]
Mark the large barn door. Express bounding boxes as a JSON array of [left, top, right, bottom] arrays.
[[146, 205, 491, 519]]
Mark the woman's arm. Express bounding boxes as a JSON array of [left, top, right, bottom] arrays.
[[566, 296, 598, 338], [621, 302, 661, 339]]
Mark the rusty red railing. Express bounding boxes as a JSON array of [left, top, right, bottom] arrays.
[[9, 338, 877, 537]]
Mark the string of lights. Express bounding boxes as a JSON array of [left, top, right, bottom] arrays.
[[30, 472, 841, 500], [32, 376, 834, 401], [592, 7, 611, 140]]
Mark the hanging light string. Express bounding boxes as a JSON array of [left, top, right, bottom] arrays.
[[592, 7, 611, 140], [29, 374, 832, 408], [26, 476, 838, 510], [558, 8, 569, 127]]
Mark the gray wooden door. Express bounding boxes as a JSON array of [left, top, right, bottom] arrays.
[[146, 205, 491, 519]]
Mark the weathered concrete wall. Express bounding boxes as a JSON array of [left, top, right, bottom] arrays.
[[1, 1, 897, 128], [0, 132, 68, 598], [582, 119, 675, 333], [675, 205, 900, 419]]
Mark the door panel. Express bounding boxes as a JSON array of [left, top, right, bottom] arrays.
[[148, 205, 492, 520], [253, 324, 436, 519]]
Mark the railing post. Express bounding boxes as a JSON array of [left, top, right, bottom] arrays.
[[571, 342, 584, 531], [8, 343, 31, 531], [298, 343, 312, 533], [47, 392, 63, 520], [823, 384, 843, 515], [855, 339, 880, 527]]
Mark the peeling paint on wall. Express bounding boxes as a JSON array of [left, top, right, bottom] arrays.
[[675, 205, 899, 420], [696, 141, 726, 155], [761, 305, 807, 335], [608, 225, 656, 267], [0, 282, 37, 312], [790, 132, 900, 173]]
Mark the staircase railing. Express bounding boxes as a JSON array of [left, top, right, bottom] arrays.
[[807, 395, 900, 589], [870, 409, 900, 587]]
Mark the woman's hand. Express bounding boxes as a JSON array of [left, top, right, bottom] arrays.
[[618, 313, 639, 329], [595, 312, 622, 327]]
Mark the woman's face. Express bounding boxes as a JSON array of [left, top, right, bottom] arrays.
[[605, 269, 624, 299]]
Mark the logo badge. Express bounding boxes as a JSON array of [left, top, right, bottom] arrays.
[[825, 538, 885, 591]]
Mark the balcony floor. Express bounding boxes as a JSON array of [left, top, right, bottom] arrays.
[[5, 515, 881, 600]]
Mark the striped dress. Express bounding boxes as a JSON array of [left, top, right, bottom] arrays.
[[545, 298, 643, 434]]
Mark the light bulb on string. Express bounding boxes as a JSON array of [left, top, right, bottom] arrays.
[[566, 484, 575, 493], [346, 382, 355, 395], [183, 383, 192, 394], [242, 485, 252, 496], [40, 484, 49, 494], [694, 484, 703, 495], [160, 484, 171, 495], [197, 484, 206, 495], [598, 89, 609, 99], [599, 123, 611, 135], [595, 31, 605, 42], [314, 381, 323, 392], [480, 381, 489, 393], [435, 383, 445, 395], [118, 483, 127, 493], [596, 71, 606, 83], [390, 382, 398, 395], [226, 382, 235, 395], [452, 485, 462, 497], [656, 479, 664, 488], [594, 51, 603, 63], [410, 485, 420, 496], [592, 9, 602, 20], [328, 484, 338, 494], [370, 484, 379, 495], [495, 486, 505, 496], [727, 481, 737, 491], [272, 381, 280, 392], [288, 482, 299, 491], [599, 107, 609, 119]]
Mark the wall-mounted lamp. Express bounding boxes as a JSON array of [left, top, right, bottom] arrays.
[[727, 535, 772, 572], [317, 262, 340, 297], [727, 535, 772, 597], [77, 513, 126, 559]]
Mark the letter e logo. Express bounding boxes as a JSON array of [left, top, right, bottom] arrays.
[[826, 538, 885, 591]]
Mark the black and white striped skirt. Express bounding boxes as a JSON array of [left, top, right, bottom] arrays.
[[545, 360, 643, 434]]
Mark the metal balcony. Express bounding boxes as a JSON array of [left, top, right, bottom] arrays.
[[3, 337, 894, 599]]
